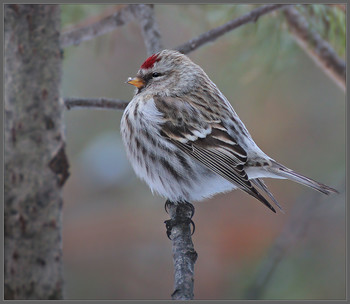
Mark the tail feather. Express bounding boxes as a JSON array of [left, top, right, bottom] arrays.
[[243, 185, 277, 213], [251, 178, 285, 213], [268, 160, 338, 195]]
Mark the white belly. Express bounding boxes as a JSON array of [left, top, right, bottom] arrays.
[[121, 95, 239, 202]]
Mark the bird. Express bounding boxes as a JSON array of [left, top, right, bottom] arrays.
[[120, 49, 337, 213]]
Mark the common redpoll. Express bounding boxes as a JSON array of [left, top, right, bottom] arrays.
[[121, 49, 337, 213]]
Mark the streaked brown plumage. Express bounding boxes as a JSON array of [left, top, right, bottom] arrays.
[[121, 49, 337, 213]]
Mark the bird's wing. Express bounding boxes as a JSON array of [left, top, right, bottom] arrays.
[[154, 95, 276, 213]]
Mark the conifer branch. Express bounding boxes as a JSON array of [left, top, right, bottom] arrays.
[[284, 6, 345, 92], [175, 4, 290, 54]]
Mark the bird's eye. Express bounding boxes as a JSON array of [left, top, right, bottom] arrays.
[[152, 72, 162, 78]]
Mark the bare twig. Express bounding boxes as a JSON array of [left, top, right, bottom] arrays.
[[245, 178, 345, 299], [60, 5, 135, 47], [64, 97, 129, 110], [165, 202, 197, 300], [131, 4, 164, 55], [284, 6, 346, 92], [175, 4, 290, 54]]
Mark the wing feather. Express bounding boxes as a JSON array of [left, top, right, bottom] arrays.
[[154, 95, 276, 212]]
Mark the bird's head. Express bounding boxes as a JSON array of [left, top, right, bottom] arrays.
[[127, 49, 204, 96]]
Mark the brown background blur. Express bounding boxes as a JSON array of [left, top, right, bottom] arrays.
[[61, 5, 345, 300]]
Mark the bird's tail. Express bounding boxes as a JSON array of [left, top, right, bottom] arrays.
[[267, 160, 338, 195]]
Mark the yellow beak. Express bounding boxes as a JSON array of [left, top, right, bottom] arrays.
[[127, 77, 145, 89]]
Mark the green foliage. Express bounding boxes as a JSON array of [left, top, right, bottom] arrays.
[[297, 4, 346, 58], [177, 4, 345, 71], [178, 5, 298, 71]]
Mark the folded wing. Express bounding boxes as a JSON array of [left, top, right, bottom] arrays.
[[154, 95, 277, 213]]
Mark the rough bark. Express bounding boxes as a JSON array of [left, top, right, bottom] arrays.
[[165, 202, 197, 300], [4, 4, 68, 299]]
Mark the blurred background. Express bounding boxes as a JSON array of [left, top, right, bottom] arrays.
[[60, 4, 345, 300]]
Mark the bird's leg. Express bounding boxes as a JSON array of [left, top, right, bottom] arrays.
[[164, 200, 176, 239], [164, 200, 195, 239]]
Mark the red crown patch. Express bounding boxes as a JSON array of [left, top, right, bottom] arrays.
[[140, 53, 160, 69]]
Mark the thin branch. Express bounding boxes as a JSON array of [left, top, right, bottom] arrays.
[[165, 201, 197, 300], [175, 4, 290, 55], [245, 177, 345, 299], [284, 6, 346, 92], [64, 97, 129, 110], [60, 5, 135, 47], [131, 4, 164, 55]]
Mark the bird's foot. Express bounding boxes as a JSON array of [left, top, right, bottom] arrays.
[[164, 199, 172, 214], [164, 200, 195, 240], [165, 200, 195, 218], [164, 218, 195, 240]]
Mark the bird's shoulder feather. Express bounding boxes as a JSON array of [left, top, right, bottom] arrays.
[[153, 94, 276, 212]]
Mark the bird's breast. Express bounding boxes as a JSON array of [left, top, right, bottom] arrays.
[[128, 95, 164, 127]]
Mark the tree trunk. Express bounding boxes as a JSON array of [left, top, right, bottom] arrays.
[[4, 4, 68, 299]]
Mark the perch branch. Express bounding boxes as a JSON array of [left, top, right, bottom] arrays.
[[165, 201, 198, 300], [284, 6, 346, 92], [175, 4, 290, 54], [64, 97, 129, 110], [131, 4, 164, 55], [245, 178, 345, 299], [60, 5, 135, 47]]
